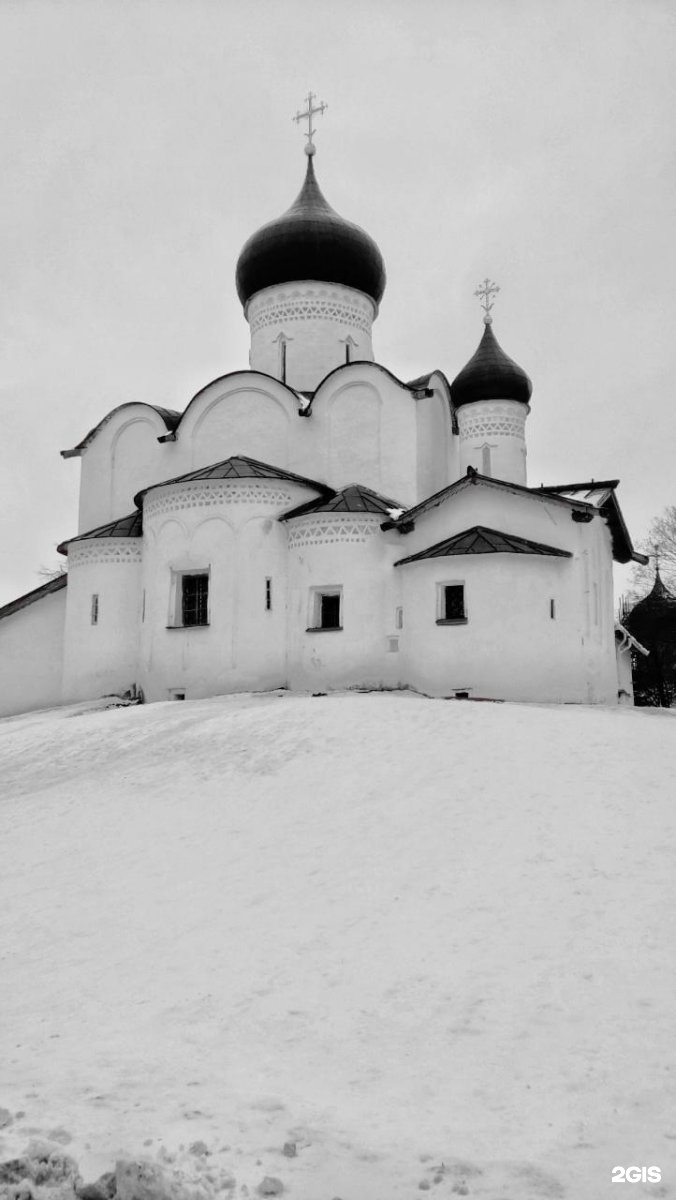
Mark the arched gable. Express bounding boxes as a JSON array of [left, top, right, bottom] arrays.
[[75, 404, 179, 534], [175, 373, 299, 473]]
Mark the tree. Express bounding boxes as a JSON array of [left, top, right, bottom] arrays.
[[37, 562, 67, 582], [623, 505, 676, 608]]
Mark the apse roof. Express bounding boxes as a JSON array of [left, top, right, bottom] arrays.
[[450, 321, 532, 408], [394, 525, 572, 565], [280, 484, 404, 521], [235, 155, 386, 308], [0, 573, 67, 622], [57, 510, 142, 555], [134, 455, 330, 507]]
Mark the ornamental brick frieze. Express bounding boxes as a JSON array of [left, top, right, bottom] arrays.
[[287, 516, 381, 548], [248, 286, 373, 335], [459, 417, 524, 440], [458, 401, 527, 441], [69, 543, 142, 568], [145, 483, 294, 519]]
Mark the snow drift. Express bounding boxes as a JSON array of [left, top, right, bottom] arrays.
[[1, 691, 674, 1199]]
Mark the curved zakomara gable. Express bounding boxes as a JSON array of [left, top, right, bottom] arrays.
[[59, 365, 457, 458], [151, 363, 456, 444], [60, 402, 181, 458]]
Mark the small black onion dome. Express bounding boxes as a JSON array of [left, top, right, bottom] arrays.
[[450, 320, 533, 408], [625, 569, 676, 638], [235, 155, 386, 308]]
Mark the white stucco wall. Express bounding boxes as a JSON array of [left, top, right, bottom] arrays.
[[389, 483, 619, 703], [246, 282, 376, 391], [139, 476, 321, 701], [397, 554, 586, 702], [416, 382, 456, 498], [0, 584, 67, 718], [62, 540, 142, 702], [285, 513, 402, 693]]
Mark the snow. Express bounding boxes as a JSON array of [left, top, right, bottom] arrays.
[[1, 691, 675, 1200]]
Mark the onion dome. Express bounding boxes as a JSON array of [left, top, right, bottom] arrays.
[[450, 320, 532, 408], [235, 155, 386, 308], [624, 568, 676, 641]]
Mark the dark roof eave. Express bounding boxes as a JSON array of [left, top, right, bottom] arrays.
[[385, 469, 596, 532], [60, 403, 181, 458], [57, 510, 142, 555], [394, 525, 573, 566], [0, 573, 68, 622], [134, 455, 332, 508]]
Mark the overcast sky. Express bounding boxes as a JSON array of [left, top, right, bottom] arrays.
[[1, 0, 674, 605]]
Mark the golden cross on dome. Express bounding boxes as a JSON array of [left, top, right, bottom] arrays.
[[293, 91, 327, 156], [474, 278, 500, 324]]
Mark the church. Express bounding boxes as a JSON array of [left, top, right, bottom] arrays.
[[0, 96, 648, 717]]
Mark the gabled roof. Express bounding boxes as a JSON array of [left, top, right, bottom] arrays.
[[134, 455, 331, 508], [533, 481, 648, 565], [57, 510, 142, 556], [280, 483, 404, 522], [381, 468, 644, 566], [0, 573, 67, 622], [61, 403, 181, 458], [394, 525, 572, 566], [381, 468, 593, 531]]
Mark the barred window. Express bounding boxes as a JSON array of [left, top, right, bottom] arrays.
[[181, 574, 209, 627]]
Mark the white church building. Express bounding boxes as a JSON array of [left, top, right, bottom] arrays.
[[0, 101, 647, 716]]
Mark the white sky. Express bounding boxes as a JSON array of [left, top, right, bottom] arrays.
[[1, 0, 674, 605]]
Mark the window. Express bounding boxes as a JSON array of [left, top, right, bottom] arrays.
[[90, 594, 99, 625], [182, 574, 209, 626], [265, 577, 272, 611], [395, 606, 403, 630], [550, 598, 556, 619], [307, 587, 343, 631], [168, 571, 209, 628], [437, 583, 466, 624]]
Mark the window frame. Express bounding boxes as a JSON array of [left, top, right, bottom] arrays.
[[435, 581, 467, 626], [306, 586, 343, 632], [167, 568, 211, 629]]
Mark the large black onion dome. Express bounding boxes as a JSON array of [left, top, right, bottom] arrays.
[[235, 156, 386, 308], [450, 321, 533, 408]]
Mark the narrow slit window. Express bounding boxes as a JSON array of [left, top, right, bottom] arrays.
[[90, 594, 99, 625], [395, 606, 403, 630], [265, 577, 272, 611], [550, 598, 556, 619], [181, 574, 209, 627]]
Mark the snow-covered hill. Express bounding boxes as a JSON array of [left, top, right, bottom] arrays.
[[1, 692, 675, 1200]]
